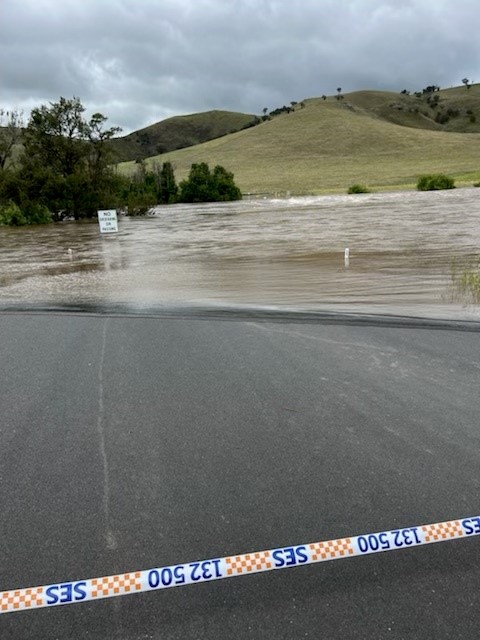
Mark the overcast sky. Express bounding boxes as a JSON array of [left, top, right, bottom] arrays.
[[1, 0, 478, 134]]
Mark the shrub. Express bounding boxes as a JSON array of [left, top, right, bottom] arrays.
[[347, 184, 370, 194], [0, 201, 53, 225], [435, 112, 450, 125], [23, 202, 53, 224], [416, 174, 455, 191], [0, 201, 27, 225], [473, 182, 480, 187]]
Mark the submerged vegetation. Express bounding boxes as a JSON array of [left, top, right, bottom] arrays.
[[0, 201, 52, 226], [117, 160, 242, 215], [451, 256, 480, 304]]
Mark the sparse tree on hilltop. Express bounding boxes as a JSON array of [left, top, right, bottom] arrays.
[[462, 78, 471, 89], [422, 85, 439, 94]]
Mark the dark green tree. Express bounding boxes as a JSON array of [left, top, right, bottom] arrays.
[[19, 97, 121, 219], [212, 165, 242, 201], [157, 161, 178, 204], [24, 97, 88, 177], [178, 162, 241, 203], [178, 162, 213, 202], [86, 112, 121, 212]]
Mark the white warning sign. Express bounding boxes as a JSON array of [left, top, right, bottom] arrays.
[[98, 209, 118, 233]]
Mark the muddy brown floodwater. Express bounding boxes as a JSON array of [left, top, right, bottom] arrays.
[[1, 188, 479, 319]]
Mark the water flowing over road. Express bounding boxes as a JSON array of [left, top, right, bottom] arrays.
[[1, 188, 479, 318]]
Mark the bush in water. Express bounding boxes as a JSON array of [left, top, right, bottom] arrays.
[[0, 201, 52, 226], [0, 201, 26, 225]]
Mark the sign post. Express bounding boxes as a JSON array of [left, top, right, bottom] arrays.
[[98, 209, 118, 234]]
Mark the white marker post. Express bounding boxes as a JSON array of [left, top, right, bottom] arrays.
[[98, 209, 118, 234]]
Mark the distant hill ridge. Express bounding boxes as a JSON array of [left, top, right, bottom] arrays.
[[110, 109, 257, 162], [114, 84, 480, 163], [117, 84, 480, 194]]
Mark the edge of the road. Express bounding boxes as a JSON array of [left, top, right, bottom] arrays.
[[1, 303, 480, 332]]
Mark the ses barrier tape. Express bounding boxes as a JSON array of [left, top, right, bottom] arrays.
[[1, 515, 479, 615]]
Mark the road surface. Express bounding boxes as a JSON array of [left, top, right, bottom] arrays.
[[1, 309, 479, 639]]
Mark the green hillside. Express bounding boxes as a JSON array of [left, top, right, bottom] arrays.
[[110, 110, 257, 162], [341, 85, 480, 133], [118, 85, 480, 194]]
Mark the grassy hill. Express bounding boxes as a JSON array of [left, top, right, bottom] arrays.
[[118, 85, 480, 194], [341, 85, 480, 133], [110, 110, 257, 162]]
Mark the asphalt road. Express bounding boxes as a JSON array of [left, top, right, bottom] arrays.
[[1, 310, 479, 639]]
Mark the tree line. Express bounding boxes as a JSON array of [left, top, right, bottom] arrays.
[[0, 97, 242, 225]]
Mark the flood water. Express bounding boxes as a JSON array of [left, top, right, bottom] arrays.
[[1, 188, 479, 319]]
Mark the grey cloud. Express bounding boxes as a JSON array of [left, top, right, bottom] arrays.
[[1, 0, 479, 133]]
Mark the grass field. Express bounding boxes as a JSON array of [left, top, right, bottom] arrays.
[[117, 86, 480, 194]]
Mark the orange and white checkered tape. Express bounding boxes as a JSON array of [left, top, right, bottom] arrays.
[[91, 572, 142, 598], [1, 515, 478, 615], [226, 551, 273, 575], [1, 587, 44, 613], [422, 520, 464, 543], [309, 537, 354, 561]]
